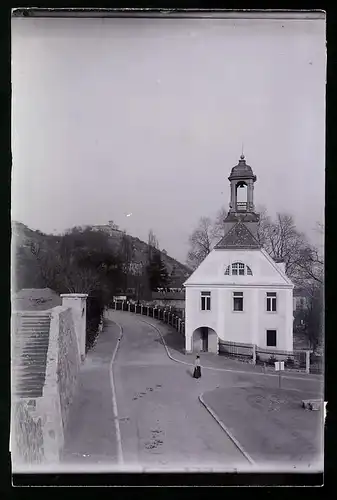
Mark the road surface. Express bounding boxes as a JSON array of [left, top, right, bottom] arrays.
[[110, 310, 247, 471], [62, 309, 323, 472]]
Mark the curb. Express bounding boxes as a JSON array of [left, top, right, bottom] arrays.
[[139, 319, 194, 367], [138, 318, 322, 384], [198, 393, 255, 467], [108, 319, 124, 466]]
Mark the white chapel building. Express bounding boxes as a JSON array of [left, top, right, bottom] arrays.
[[183, 154, 294, 356]]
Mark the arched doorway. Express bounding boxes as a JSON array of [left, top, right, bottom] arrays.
[[192, 327, 218, 354]]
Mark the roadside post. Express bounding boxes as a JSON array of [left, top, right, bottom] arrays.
[[252, 344, 256, 365], [275, 361, 285, 388], [305, 350, 311, 374]]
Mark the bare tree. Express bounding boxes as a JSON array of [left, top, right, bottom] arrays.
[[294, 245, 324, 285], [148, 229, 159, 249], [29, 242, 61, 289], [61, 266, 101, 294], [255, 209, 314, 285], [187, 217, 214, 270], [186, 208, 227, 270], [212, 206, 227, 241], [147, 229, 159, 264], [299, 281, 324, 351], [118, 231, 135, 290]]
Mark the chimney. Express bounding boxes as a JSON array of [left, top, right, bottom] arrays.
[[60, 294, 88, 362]]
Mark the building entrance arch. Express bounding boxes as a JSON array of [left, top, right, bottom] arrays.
[[192, 326, 218, 354]]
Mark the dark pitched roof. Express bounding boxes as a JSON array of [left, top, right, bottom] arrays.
[[214, 221, 260, 250], [167, 279, 184, 288], [152, 291, 185, 301], [13, 288, 61, 311]]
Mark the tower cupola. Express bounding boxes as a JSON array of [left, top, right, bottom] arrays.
[[228, 154, 257, 213]]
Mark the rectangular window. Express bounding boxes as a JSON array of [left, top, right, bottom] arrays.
[[238, 263, 245, 275], [266, 292, 277, 312], [201, 291, 211, 311], [233, 291, 243, 311], [266, 329, 277, 347], [232, 263, 238, 275]]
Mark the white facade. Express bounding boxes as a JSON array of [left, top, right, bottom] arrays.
[[184, 247, 294, 354]]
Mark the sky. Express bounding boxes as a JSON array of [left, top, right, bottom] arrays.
[[11, 15, 326, 263]]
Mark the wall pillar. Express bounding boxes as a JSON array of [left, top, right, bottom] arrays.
[[252, 344, 257, 365], [252, 289, 259, 350], [230, 181, 236, 211], [60, 293, 88, 362], [247, 179, 253, 210], [208, 329, 218, 354], [305, 350, 310, 374], [286, 289, 294, 352], [185, 327, 193, 353]]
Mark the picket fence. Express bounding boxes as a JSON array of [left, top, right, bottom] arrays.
[[219, 340, 323, 374], [110, 300, 185, 336]]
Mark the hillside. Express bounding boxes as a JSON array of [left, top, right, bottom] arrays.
[[12, 221, 191, 291]]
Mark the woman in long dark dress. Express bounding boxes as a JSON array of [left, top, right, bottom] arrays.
[[193, 355, 201, 379]]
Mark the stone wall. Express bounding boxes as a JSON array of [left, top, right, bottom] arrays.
[[11, 399, 44, 466], [12, 304, 82, 469], [57, 307, 81, 432]]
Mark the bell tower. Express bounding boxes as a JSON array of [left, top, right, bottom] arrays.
[[223, 154, 260, 237]]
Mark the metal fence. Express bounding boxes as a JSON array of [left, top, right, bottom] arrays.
[[110, 300, 185, 336]]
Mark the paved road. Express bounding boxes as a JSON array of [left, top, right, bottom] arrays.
[[61, 318, 120, 470], [61, 309, 323, 472], [108, 310, 248, 471]]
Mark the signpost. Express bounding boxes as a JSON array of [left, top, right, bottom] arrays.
[[275, 361, 285, 388]]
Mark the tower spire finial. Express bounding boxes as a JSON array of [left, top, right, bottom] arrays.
[[240, 142, 245, 160]]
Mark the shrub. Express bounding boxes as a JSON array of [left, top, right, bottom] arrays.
[[86, 293, 104, 352], [268, 354, 277, 366], [285, 356, 294, 368]]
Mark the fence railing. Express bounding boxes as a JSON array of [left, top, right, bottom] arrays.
[[110, 303, 322, 374], [219, 339, 322, 374], [110, 300, 185, 336]]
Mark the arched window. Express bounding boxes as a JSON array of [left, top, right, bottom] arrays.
[[224, 262, 253, 276]]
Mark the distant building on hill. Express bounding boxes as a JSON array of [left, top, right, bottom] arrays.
[[92, 220, 121, 236]]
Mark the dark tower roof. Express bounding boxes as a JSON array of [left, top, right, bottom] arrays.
[[214, 221, 261, 249], [228, 154, 257, 182]]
